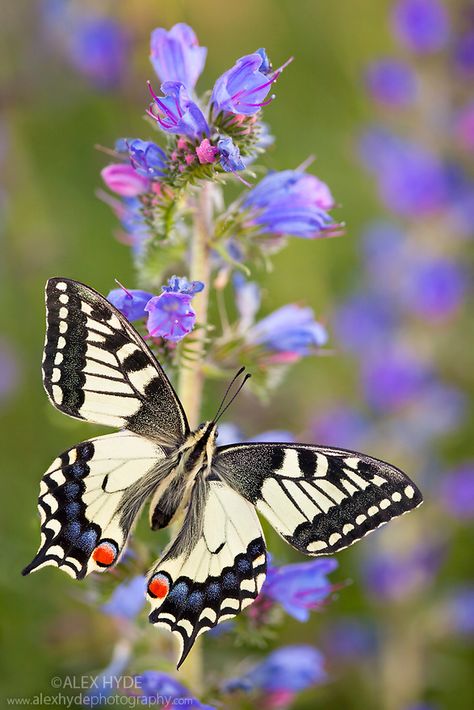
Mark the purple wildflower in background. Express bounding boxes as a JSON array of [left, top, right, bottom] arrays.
[[438, 463, 474, 519], [248, 304, 328, 359], [150, 23, 207, 91], [211, 50, 282, 117], [102, 575, 146, 619], [311, 406, 370, 450], [322, 617, 376, 663], [147, 81, 209, 139], [145, 276, 204, 342], [217, 136, 246, 173], [138, 671, 215, 709], [101, 164, 150, 197], [360, 128, 448, 216], [363, 544, 444, 602], [67, 16, 129, 89], [224, 645, 326, 699], [401, 259, 466, 321], [454, 102, 474, 152], [442, 586, 474, 636], [362, 350, 432, 412], [334, 293, 397, 353], [125, 139, 168, 179], [391, 0, 450, 54], [365, 59, 417, 107], [107, 287, 154, 321], [243, 170, 335, 238], [263, 558, 337, 621], [0, 337, 21, 404], [454, 31, 474, 75]]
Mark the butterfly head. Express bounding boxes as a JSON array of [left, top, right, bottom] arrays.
[[181, 420, 218, 474]]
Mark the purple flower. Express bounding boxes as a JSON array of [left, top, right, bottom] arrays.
[[442, 586, 474, 636], [196, 139, 219, 164], [391, 0, 450, 54], [0, 337, 21, 404], [243, 170, 335, 238], [145, 276, 204, 342], [248, 304, 328, 358], [263, 558, 337, 621], [150, 23, 207, 91], [138, 671, 215, 709], [102, 576, 146, 619], [454, 32, 474, 75], [147, 81, 209, 139], [68, 17, 129, 88], [311, 406, 371, 450], [322, 617, 376, 662], [401, 259, 466, 321], [363, 544, 444, 602], [364, 59, 417, 107], [217, 136, 246, 173], [224, 645, 326, 694], [101, 164, 150, 197], [454, 102, 474, 152], [360, 128, 448, 216], [107, 287, 154, 321], [211, 50, 283, 117], [334, 293, 398, 353], [124, 139, 167, 179], [438, 463, 474, 519], [362, 350, 432, 412]]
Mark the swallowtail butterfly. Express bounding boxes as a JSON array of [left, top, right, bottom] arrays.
[[23, 278, 423, 667]]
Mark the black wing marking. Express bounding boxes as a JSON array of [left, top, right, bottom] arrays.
[[43, 278, 188, 443], [22, 432, 170, 579], [215, 443, 423, 555], [147, 479, 267, 668]]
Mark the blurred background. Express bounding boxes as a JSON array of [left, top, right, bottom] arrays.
[[1, 0, 473, 708]]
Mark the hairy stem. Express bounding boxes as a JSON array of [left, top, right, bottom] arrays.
[[174, 182, 214, 690]]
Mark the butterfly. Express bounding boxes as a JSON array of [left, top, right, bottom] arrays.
[[23, 277, 423, 667]]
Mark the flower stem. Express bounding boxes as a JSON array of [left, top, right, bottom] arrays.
[[174, 181, 214, 690]]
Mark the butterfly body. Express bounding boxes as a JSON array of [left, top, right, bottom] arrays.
[[24, 278, 423, 668]]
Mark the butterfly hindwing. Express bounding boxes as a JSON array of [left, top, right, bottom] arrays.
[[43, 278, 188, 443], [215, 443, 423, 556], [22, 431, 170, 579], [147, 478, 267, 667]]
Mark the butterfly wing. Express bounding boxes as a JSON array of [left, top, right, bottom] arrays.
[[215, 443, 423, 556], [43, 278, 188, 443], [147, 477, 267, 668], [22, 431, 171, 579]]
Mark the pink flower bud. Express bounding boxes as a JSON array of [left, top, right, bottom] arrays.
[[101, 163, 149, 197], [196, 138, 219, 164]]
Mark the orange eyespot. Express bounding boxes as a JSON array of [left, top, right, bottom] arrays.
[[92, 541, 118, 567], [148, 573, 170, 599]]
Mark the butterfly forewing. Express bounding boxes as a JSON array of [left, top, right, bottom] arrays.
[[43, 278, 188, 443], [22, 432, 171, 579], [215, 443, 423, 556], [147, 478, 267, 667]]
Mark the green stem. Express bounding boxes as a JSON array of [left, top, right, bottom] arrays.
[[174, 181, 214, 690]]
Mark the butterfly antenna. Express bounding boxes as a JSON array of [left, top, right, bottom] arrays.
[[213, 367, 246, 422], [214, 372, 251, 423]]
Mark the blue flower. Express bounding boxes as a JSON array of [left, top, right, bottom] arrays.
[[0, 337, 21, 404], [311, 406, 371, 450], [65, 16, 129, 89], [243, 170, 335, 238], [138, 671, 215, 709], [217, 136, 246, 173], [400, 258, 466, 321], [322, 617, 377, 663], [147, 81, 209, 139], [107, 287, 155, 320], [364, 59, 417, 106], [454, 31, 474, 76], [224, 645, 326, 693], [359, 128, 449, 216], [334, 293, 398, 353], [122, 139, 168, 179], [150, 23, 207, 91], [442, 586, 474, 637], [263, 558, 337, 621], [145, 276, 204, 342], [211, 51, 282, 116], [248, 304, 328, 358], [438, 463, 474, 519], [362, 349, 432, 412], [102, 576, 146, 619], [391, 0, 450, 54]]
